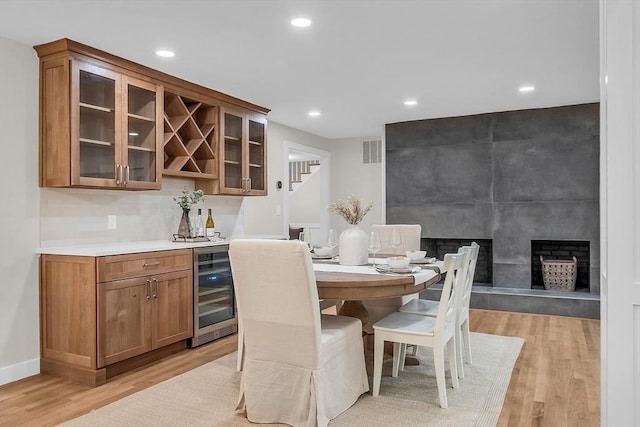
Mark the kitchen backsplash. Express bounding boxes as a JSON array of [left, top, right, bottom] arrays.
[[39, 178, 244, 248]]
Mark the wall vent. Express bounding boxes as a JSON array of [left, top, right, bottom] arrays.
[[363, 140, 382, 164]]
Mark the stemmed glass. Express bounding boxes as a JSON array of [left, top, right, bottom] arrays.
[[327, 229, 338, 259], [390, 229, 402, 255], [327, 229, 337, 247], [369, 231, 381, 268]]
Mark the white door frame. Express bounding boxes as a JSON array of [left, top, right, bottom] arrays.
[[600, 0, 640, 425], [283, 141, 331, 243]]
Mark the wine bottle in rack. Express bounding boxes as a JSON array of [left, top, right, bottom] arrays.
[[206, 208, 215, 238]]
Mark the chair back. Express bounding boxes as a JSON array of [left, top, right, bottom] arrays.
[[370, 224, 421, 253], [459, 242, 480, 312], [434, 251, 469, 337], [229, 239, 322, 369]]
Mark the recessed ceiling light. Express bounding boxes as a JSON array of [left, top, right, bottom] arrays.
[[404, 100, 418, 106], [308, 111, 321, 117], [519, 85, 535, 92], [155, 50, 175, 58], [291, 17, 312, 27], [128, 132, 139, 136]]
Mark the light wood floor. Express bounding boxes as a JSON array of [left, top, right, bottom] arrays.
[[0, 309, 600, 427]]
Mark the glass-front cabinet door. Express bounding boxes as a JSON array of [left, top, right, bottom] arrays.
[[219, 108, 245, 195], [246, 113, 267, 195], [72, 61, 161, 189], [74, 62, 121, 187], [123, 76, 162, 189]]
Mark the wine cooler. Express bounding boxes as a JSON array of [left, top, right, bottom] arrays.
[[190, 245, 237, 347]]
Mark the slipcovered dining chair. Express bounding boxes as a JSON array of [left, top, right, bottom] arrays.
[[362, 224, 422, 333], [372, 251, 468, 408], [399, 242, 480, 378], [229, 239, 369, 427]]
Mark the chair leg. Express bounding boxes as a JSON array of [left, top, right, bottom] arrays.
[[461, 318, 472, 365], [392, 342, 402, 377], [373, 333, 385, 396], [399, 343, 407, 372], [447, 338, 459, 389], [408, 344, 418, 356], [455, 327, 465, 379], [236, 321, 244, 372], [433, 346, 448, 408]]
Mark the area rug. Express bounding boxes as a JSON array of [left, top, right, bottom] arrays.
[[60, 332, 524, 427]]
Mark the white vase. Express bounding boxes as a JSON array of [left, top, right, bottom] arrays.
[[339, 225, 369, 265]]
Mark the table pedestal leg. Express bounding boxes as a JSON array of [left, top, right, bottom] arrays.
[[338, 300, 369, 332]]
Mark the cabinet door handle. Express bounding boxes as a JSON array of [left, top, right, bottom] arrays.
[[146, 279, 151, 300], [153, 278, 158, 299], [124, 165, 130, 186], [143, 261, 161, 268], [247, 177, 252, 192], [115, 164, 122, 185]]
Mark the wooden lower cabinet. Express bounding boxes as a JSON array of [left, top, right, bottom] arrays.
[[97, 270, 192, 367], [40, 249, 193, 386]]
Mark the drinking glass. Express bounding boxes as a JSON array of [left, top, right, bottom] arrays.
[[390, 229, 402, 255], [327, 229, 338, 247], [369, 231, 381, 268]]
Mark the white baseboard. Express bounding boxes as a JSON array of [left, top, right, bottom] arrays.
[[0, 357, 40, 386]]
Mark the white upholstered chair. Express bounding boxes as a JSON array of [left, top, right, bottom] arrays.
[[361, 224, 422, 333], [399, 242, 479, 378], [372, 251, 468, 408], [229, 239, 369, 427]]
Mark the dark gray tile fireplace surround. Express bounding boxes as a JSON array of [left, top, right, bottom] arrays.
[[386, 103, 600, 318]]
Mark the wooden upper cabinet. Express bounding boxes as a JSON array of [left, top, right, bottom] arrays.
[[35, 38, 269, 194], [204, 105, 267, 196], [36, 49, 162, 189]]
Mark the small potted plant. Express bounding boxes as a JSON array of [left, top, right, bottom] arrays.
[[173, 188, 204, 238]]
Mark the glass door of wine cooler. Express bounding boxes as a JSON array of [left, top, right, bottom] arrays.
[[191, 245, 237, 347]]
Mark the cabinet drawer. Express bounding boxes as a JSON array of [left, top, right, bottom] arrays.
[[97, 249, 192, 282]]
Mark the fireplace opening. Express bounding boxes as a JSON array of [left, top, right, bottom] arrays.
[[421, 238, 493, 286], [531, 240, 590, 291]]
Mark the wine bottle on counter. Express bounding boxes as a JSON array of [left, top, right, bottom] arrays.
[[194, 208, 205, 238], [206, 208, 215, 238]]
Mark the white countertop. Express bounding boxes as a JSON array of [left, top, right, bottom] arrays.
[[36, 239, 229, 257], [36, 234, 289, 257]]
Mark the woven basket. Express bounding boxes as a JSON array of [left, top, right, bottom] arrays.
[[540, 256, 577, 291]]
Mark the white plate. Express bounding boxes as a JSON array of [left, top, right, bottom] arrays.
[[375, 265, 422, 274], [311, 253, 334, 260], [409, 257, 437, 264]]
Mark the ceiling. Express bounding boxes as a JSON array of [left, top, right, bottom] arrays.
[[0, 0, 599, 139]]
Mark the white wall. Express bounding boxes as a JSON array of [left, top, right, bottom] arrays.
[[328, 136, 385, 237], [289, 170, 322, 224], [242, 121, 331, 235], [0, 36, 40, 385]]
